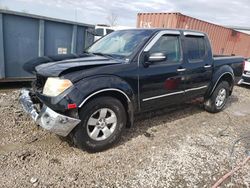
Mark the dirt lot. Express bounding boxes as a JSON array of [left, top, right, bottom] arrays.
[[0, 85, 250, 188]]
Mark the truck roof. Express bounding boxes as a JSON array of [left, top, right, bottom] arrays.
[[118, 28, 206, 35]]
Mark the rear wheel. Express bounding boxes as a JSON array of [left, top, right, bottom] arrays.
[[204, 81, 230, 113], [71, 96, 126, 152]]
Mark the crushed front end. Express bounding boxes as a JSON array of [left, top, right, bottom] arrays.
[[19, 75, 82, 137]]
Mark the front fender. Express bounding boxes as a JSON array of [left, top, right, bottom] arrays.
[[74, 75, 136, 127], [205, 65, 234, 98], [74, 75, 135, 105]]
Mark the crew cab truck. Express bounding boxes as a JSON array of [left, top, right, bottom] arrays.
[[20, 29, 244, 152]]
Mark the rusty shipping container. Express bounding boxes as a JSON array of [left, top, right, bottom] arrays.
[[137, 12, 250, 57]]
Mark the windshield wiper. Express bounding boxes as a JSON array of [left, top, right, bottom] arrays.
[[92, 52, 114, 58], [83, 51, 106, 56], [83, 51, 125, 60]]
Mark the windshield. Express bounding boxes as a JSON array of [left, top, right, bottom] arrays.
[[87, 30, 154, 58]]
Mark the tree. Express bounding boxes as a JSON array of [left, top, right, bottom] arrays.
[[107, 12, 118, 26]]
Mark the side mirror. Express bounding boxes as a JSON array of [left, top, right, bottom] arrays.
[[148, 53, 166, 63], [143, 52, 167, 67]]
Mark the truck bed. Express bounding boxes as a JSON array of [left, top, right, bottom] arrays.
[[213, 55, 244, 81]]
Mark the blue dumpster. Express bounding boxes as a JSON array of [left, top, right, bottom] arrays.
[[0, 10, 94, 81]]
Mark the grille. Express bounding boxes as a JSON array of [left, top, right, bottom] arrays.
[[32, 74, 47, 92]]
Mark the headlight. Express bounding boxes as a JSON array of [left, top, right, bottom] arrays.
[[43, 77, 73, 97]]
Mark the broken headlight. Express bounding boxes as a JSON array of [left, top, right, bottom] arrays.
[[43, 77, 73, 97]]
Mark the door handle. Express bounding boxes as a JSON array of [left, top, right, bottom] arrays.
[[204, 65, 212, 68], [177, 68, 186, 72]]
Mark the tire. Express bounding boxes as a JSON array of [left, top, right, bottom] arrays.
[[71, 96, 126, 152], [204, 81, 230, 113]]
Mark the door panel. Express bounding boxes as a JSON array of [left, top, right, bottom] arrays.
[[184, 63, 212, 99], [139, 34, 186, 111], [139, 63, 185, 111], [183, 35, 213, 99]]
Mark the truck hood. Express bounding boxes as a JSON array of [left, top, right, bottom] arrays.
[[35, 56, 122, 77]]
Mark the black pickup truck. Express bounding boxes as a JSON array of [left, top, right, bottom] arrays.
[[20, 29, 244, 152]]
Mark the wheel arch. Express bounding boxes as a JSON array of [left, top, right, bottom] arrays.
[[79, 88, 131, 107], [205, 65, 234, 98], [218, 73, 234, 94], [207, 73, 234, 98], [75, 75, 137, 128], [78, 88, 134, 128]]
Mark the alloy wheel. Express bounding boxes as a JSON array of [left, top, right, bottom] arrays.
[[87, 108, 117, 141]]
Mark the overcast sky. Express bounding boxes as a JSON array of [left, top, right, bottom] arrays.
[[0, 0, 250, 27]]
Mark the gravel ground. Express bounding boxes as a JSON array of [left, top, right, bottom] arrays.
[[0, 85, 250, 187]]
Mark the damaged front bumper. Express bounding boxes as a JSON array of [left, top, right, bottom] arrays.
[[19, 89, 81, 137]]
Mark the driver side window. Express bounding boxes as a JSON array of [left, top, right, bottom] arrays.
[[150, 35, 181, 63]]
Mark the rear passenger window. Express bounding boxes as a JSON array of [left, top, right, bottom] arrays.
[[150, 35, 181, 63], [186, 37, 206, 61]]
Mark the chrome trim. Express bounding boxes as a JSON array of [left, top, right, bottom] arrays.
[[238, 79, 243, 85], [177, 68, 186, 72], [238, 79, 250, 85], [19, 89, 39, 121], [36, 106, 81, 137], [143, 30, 180, 52], [243, 73, 250, 78], [142, 91, 184, 102], [185, 85, 208, 92], [19, 89, 81, 137], [149, 56, 166, 59], [142, 85, 208, 102], [204, 65, 212, 68], [241, 81, 250, 85], [184, 31, 205, 37], [78, 88, 131, 108]]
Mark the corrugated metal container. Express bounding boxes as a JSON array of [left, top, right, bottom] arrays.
[[0, 10, 95, 81], [137, 12, 250, 57]]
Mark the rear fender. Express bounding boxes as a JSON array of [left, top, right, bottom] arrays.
[[205, 65, 234, 98]]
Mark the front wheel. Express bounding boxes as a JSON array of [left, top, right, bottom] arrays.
[[204, 81, 230, 113], [71, 96, 127, 152]]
